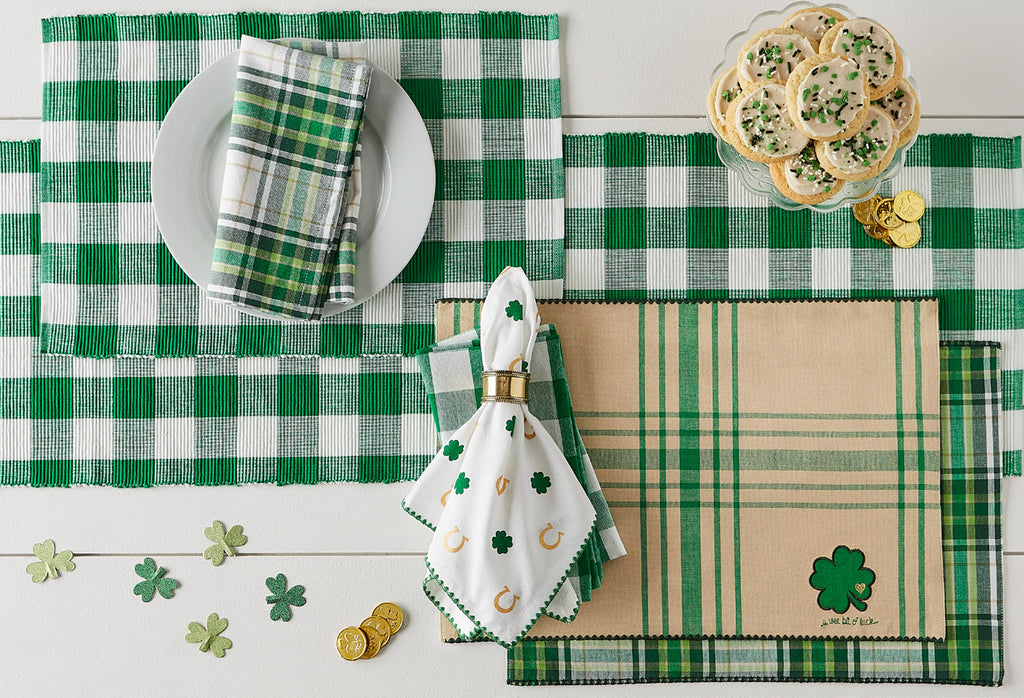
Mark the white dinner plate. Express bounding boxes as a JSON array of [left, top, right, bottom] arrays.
[[151, 52, 435, 319]]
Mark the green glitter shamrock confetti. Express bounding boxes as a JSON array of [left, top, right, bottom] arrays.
[[186, 613, 232, 658], [809, 545, 876, 614], [491, 530, 514, 554], [26, 540, 75, 583], [203, 521, 248, 566], [265, 574, 306, 622], [133, 557, 180, 602]]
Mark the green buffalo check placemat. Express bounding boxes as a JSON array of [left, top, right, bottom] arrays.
[[39, 11, 565, 358], [0, 141, 434, 485], [561, 133, 1023, 477], [440, 298, 944, 642], [508, 342, 1004, 686]]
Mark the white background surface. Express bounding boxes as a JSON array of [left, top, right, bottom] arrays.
[[0, 1, 1022, 696]]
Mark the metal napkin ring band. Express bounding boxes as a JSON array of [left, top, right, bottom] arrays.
[[481, 371, 530, 404]]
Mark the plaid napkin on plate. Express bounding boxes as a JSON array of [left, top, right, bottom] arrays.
[[208, 35, 370, 319]]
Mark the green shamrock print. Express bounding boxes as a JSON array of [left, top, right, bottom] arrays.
[[809, 545, 876, 614], [25, 540, 75, 583], [453, 472, 471, 495], [265, 573, 306, 622], [203, 521, 248, 567], [133, 557, 180, 602], [506, 415, 516, 436], [521, 360, 528, 372], [442, 439, 464, 461], [185, 613, 233, 658], [505, 299, 524, 321], [530, 472, 552, 494], [491, 530, 514, 554]]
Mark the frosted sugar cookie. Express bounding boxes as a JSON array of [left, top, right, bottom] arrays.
[[872, 78, 920, 148], [726, 83, 810, 163], [706, 65, 743, 143], [820, 18, 903, 99], [814, 106, 897, 181], [736, 27, 816, 92], [770, 144, 845, 204], [782, 7, 847, 43], [787, 53, 868, 141]]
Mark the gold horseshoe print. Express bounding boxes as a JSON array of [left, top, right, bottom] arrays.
[[524, 418, 537, 440], [443, 526, 468, 553], [508, 355, 523, 371], [493, 585, 520, 614], [440, 488, 451, 507], [495, 476, 510, 495], [538, 523, 564, 550]]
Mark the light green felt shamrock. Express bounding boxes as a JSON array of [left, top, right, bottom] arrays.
[[133, 557, 180, 602], [809, 545, 876, 614], [265, 574, 306, 622], [203, 521, 248, 566], [186, 613, 233, 658], [26, 540, 75, 583]]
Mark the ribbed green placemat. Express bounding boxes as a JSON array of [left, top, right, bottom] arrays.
[[39, 11, 565, 358], [509, 342, 1003, 686], [562, 132, 1023, 476]]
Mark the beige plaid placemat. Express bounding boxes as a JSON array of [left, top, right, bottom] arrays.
[[437, 298, 943, 641]]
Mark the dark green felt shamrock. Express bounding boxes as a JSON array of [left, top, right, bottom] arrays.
[[133, 557, 180, 602], [809, 545, 876, 614]]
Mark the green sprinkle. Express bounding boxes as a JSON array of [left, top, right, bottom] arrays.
[[787, 42, 794, 49], [871, 119, 878, 127], [825, 184, 831, 192], [722, 91, 732, 102], [802, 88, 811, 101], [832, 73, 838, 79], [813, 84, 820, 91], [847, 71, 859, 80], [827, 17, 836, 25], [747, 52, 754, 60], [842, 43, 848, 51], [807, 175, 816, 181], [885, 56, 894, 64]]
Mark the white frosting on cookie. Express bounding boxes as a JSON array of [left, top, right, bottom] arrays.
[[734, 84, 810, 157], [739, 32, 815, 85], [796, 57, 866, 138], [715, 66, 743, 125], [786, 11, 840, 42], [783, 145, 840, 196], [829, 18, 898, 91], [872, 79, 916, 133], [820, 106, 894, 175]]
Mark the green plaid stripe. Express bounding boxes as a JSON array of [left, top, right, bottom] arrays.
[[563, 132, 1024, 476], [39, 11, 565, 357], [508, 342, 1004, 686], [1, 141, 434, 485]]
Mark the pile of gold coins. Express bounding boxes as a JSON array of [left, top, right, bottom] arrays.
[[853, 191, 926, 248], [336, 602, 404, 661]]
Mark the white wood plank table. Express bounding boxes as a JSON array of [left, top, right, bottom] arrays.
[[1, 1, 1020, 696]]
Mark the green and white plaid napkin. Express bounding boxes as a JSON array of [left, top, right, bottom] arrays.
[[562, 132, 1023, 476], [508, 342, 1004, 686], [39, 12, 566, 358], [208, 35, 370, 319]]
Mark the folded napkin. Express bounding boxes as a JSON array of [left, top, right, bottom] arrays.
[[403, 267, 597, 646], [208, 35, 371, 320]]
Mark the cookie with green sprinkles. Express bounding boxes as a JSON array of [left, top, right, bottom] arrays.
[[819, 18, 903, 100], [814, 106, 897, 182], [735, 27, 817, 92], [782, 7, 847, 44], [786, 53, 868, 142], [770, 144, 845, 205], [707, 65, 743, 145], [871, 77, 919, 149], [726, 83, 810, 164]]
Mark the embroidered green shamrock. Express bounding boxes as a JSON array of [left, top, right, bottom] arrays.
[[453, 472, 471, 494], [203, 521, 248, 567], [491, 530, 514, 554], [530, 471, 552, 494], [266, 573, 306, 622], [185, 613, 232, 658], [506, 415, 516, 436], [809, 545, 876, 614], [133, 557, 180, 602], [442, 439, 464, 461], [505, 299, 524, 321], [26, 540, 75, 583]]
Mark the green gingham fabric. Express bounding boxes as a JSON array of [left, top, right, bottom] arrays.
[[0, 141, 434, 485], [562, 133, 1023, 476], [207, 36, 370, 319], [415, 325, 627, 604], [508, 342, 1004, 686], [39, 12, 565, 358]]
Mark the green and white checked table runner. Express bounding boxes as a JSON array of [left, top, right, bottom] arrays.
[[39, 12, 565, 358], [0, 141, 434, 485], [508, 342, 1004, 686], [562, 133, 1023, 476]]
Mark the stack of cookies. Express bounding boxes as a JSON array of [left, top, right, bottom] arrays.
[[707, 6, 920, 205]]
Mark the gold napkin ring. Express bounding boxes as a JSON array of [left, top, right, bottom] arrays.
[[481, 371, 529, 404]]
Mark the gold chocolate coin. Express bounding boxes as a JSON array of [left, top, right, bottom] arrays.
[[863, 223, 889, 241], [359, 624, 383, 659], [337, 626, 368, 661], [888, 219, 922, 248], [874, 198, 903, 230], [853, 195, 881, 225], [373, 602, 405, 634], [893, 190, 926, 222], [360, 615, 392, 647]]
